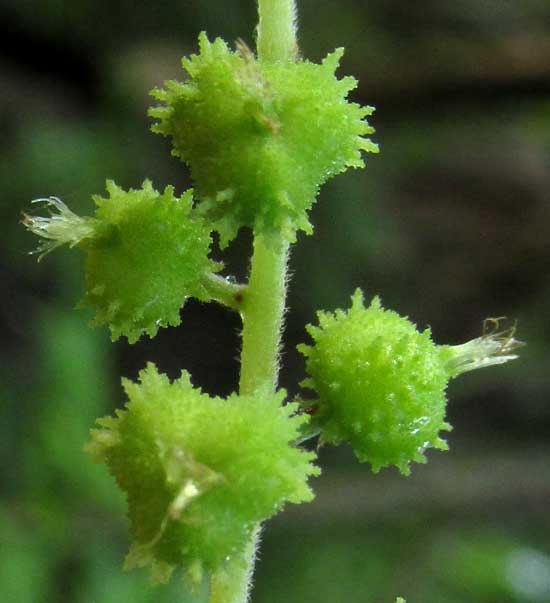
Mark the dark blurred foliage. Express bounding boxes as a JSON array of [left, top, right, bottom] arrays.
[[1, 1, 550, 602]]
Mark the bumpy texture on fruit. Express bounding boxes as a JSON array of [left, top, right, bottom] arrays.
[[80, 180, 218, 343], [86, 364, 319, 583], [149, 33, 378, 246], [298, 290, 451, 475]]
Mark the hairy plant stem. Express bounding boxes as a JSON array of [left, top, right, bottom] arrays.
[[208, 526, 261, 603], [208, 2, 296, 601], [256, 0, 297, 62], [239, 235, 290, 396], [207, 235, 289, 603]]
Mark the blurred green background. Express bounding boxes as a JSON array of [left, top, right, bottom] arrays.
[[2, 1, 550, 602]]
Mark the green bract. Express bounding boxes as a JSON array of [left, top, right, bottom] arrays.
[[150, 33, 378, 245], [299, 290, 452, 475], [86, 364, 319, 583], [82, 180, 218, 343]]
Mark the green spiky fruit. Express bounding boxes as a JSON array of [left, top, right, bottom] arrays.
[[299, 290, 451, 475], [86, 364, 319, 583], [23, 181, 218, 343], [149, 33, 378, 245], [81, 180, 218, 342]]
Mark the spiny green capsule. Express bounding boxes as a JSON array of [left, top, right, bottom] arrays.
[[24, 180, 218, 343], [86, 364, 319, 584], [299, 290, 522, 475], [149, 33, 378, 246]]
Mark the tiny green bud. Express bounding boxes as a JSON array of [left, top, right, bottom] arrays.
[[24, 180, 219, 343], [86, 364, 319, 583], [150, 33, 377, 246], [298, 290, 521, 475]]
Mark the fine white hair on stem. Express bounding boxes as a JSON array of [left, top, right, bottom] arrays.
[[243, 525, 263, 603], [256, 0, 299, 62]]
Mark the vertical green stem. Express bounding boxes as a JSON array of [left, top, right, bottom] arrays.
[[212, 235, 288, 603], [257, 0, 298, 62], [208, 2, 297, 601], [239, 235, 289, 395], [209, 527, 261, 603], [209, 236, 289, 602]]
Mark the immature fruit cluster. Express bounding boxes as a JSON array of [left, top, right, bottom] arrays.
[[23, 21, 523, 595], [299, 290, 452, 475], [87, 364, 319, 583], [150, 33, 378, 245]]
